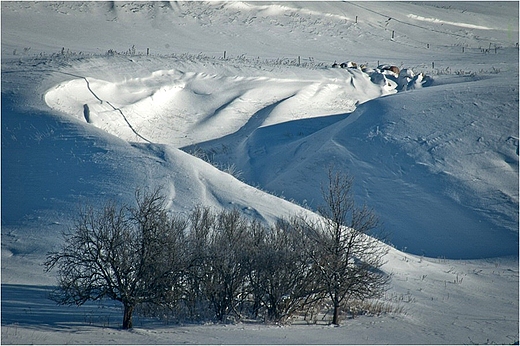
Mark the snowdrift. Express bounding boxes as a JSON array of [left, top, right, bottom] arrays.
[[41, 54, 519, 258], [43, 62, 399, 147], [43, 56, 517, 258]]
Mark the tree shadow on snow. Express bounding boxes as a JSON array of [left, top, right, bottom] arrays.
[[1, 284, 123, 330]]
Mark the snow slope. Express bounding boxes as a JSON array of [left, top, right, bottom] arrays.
[[41, 52, 518, 258], [2, 1, 518, 344]]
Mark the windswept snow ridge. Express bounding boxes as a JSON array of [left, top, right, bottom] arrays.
[[44, 64, 399, 147]]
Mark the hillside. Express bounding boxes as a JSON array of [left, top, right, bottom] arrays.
[[1, 1, 518, 344]]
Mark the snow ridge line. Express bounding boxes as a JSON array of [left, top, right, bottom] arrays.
[[81, 75, 103, 103], [54, 71, 152, 144], [104, 100, 152, 144]]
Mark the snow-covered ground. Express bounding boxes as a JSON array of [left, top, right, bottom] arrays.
[[1, 1, 518, 344]]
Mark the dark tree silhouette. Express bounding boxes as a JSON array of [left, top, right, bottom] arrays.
[[45, 188, 188, 329], [202, 209, 251, 321], [247, 218, 321, 322], [304, 169, 390, 325]]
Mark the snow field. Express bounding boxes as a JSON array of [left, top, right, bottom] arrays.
[[2, 252, 518, 344]]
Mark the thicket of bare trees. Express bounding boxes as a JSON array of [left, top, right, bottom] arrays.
[[45, 171, 390, 329]]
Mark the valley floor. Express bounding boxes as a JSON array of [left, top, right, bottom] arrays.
[[2, 255, 518, 345]]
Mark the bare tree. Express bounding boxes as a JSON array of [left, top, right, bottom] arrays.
[[203, 208, 251, 322], [305, 169, 390, 325], [247, 218, 321, 322], [183, 205, 215, 320], [44, 188, 188, 329]]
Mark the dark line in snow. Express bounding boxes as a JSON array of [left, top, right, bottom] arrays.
[[104, 100, 152, 143], [54, 71, 152, 143], [81, 76, 103, 104]]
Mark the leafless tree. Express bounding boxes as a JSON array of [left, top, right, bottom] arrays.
[[204, 208, 251, 322], [247, 218, 321, 322], [45, 188, 188, 329], [304, 169, 390, 325], [185, 208, 252, 322], [183, 205, 215, 320]]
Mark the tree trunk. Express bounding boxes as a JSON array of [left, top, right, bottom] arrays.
[[332, 302, 340, 325], [122, 303, 134, 329]]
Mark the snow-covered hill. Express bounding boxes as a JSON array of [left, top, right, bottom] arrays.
[[2, 1, 518, 344]]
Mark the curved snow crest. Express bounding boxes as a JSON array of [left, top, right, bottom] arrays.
[[226, 1, 351, 22], [128, 141, 311, 225], [44, 65, 398, 148], [407, 14, 493, 30], [189, 75, 517, 259]]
